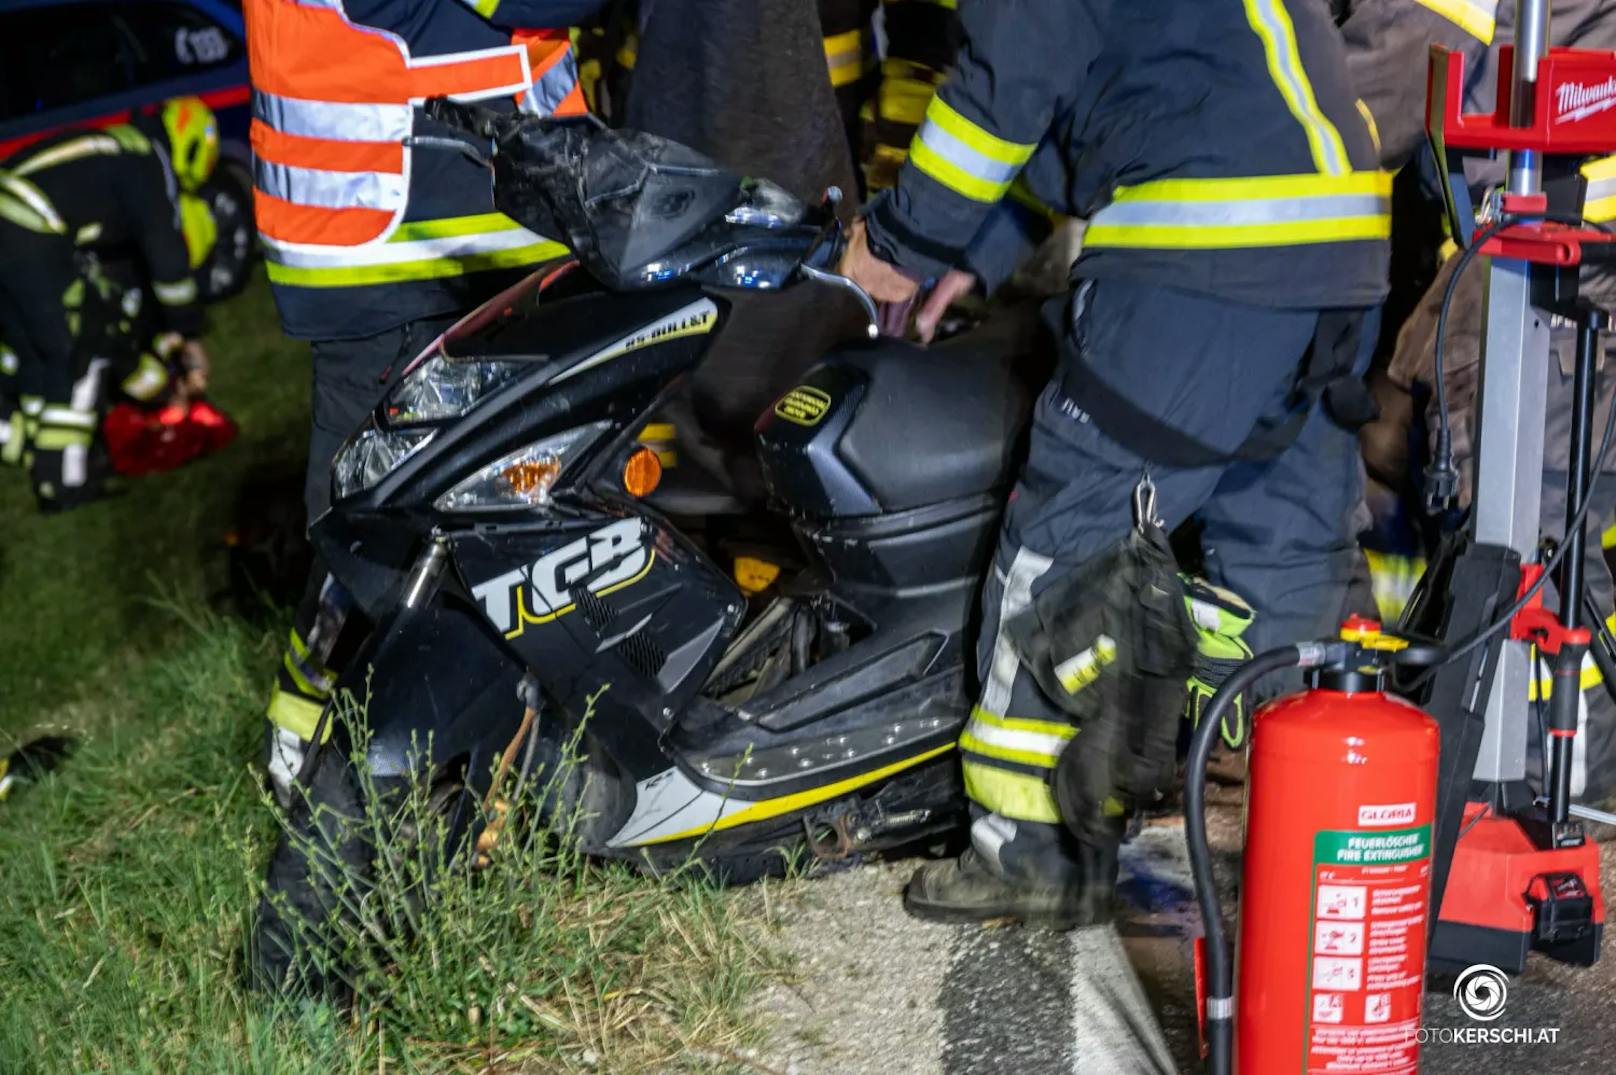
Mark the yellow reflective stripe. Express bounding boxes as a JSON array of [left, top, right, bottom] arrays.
[[281, 653, 325, 698], [1581, 156, 1616, 223], [962, 758, 1062, 824], [908, 95, 1037, 203], [640, 744, 955, 844], [287, 628, 334, 683], [152, 277, 198, 306], [11, 134, 121, 177], [266, 240, 568, 288], [120, 354, 170, 402], [924, 95, 1036, 168], [39, 406, 95, 429], [1412, 0, 1497, 43], [1242, 0, 1348, 175], [33, 427, 91, 449], [1356, 99, 1381, 158], [967, 706, 1076, 742], [1603, 521, 1616, 550], [474, 0, 501, 16], [1087, 171, 1391, 249], [824, 29, 870, 88], [1581, 155, 1616, 182], [1086, 217, 1389, 249], [908, 139, 1009, 202], [1, 412, 25, 465], [1109, 171, 1389, 203], [266, 689, 330, 743], [1585, 195, 1616, 224], [0, 174, 66, 233], [0, 195, 59, 233], [961, 707, 1074, 772], [1054, 635, 1117, 694], [387, 212, 526, 244], [960, 731, 1061, 769]]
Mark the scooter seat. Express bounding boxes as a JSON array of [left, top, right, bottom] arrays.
[[828, 317, 1045, 512]]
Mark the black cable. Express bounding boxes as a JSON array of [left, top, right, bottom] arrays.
[[1428, 211, 1614, 507], [1184, 643, 1319, 1075], [1438, 386, 1616, 667], [1421, 209, 1616, 667], [1427, 215, 1516, 507]]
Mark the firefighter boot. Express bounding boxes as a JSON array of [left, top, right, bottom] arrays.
[[903, 843, 1117, 928]]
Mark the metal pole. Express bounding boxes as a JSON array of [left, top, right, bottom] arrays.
[[1472, 0, 1555, 797], [1508, 0, 1551, 196]]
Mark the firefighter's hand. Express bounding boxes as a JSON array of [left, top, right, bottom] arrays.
[[180, 339, 210, 396], [915, 269, 976, 344], [839, 218, 920, 305]]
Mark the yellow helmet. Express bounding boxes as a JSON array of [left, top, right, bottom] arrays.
[[161, 97, 220, 193]]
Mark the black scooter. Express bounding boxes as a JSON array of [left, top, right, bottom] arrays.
[[254, 104, 1045, 973]]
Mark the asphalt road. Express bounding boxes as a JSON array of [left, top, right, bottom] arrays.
[[752, 784, 1616, 1074]]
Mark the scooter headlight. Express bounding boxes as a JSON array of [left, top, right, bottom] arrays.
[[435, 423, 608, 513], [385, 353, 524, 426], [332, 423, 436, 499]]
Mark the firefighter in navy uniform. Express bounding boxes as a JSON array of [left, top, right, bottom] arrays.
[[841, 0, 1390, 923], [244, 0, 605, 805], [0, 98, 218, 511]]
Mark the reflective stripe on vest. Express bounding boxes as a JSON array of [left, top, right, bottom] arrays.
[[244, 0, 580, 253], [517, 29, 587, 116], [1413, 0, 1498, 44], [1084, 171, 1391, 250], [0, 172, 65, 234], [824, 29, 870, 89], [1583, 155, 1616, 223], [263, 211, 567, 287]]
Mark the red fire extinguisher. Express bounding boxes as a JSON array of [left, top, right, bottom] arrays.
[[1186, 617, 1443, 1074]]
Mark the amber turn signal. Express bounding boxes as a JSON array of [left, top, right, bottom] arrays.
[[623, 446, 662, 497], [501, 457, 562, 497]]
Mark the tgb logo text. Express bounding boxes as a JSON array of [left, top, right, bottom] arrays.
[[472, 518, 650, 637]]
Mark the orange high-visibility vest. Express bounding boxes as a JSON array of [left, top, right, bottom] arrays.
[[243, 0, 583, 293]]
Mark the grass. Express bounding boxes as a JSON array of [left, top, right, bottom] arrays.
[[0, 271, 783, 1073]]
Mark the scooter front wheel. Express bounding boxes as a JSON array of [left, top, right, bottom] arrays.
[[248, 748, 370, 997]]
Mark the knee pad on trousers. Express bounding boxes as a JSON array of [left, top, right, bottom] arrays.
[[1002, 522, 1197, 851]]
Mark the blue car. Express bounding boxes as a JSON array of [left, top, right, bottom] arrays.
[[0, 0, 256, 296]]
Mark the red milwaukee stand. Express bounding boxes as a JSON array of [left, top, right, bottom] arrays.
[[1412, 14, 1610, 973]]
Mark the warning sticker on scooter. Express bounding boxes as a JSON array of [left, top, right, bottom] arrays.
[[1305, 824, 1431, 1073]]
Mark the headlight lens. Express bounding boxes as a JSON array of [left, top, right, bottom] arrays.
[[435, 423, 608, 513], [332, 424, 436, 500], [385, 353, 524, 425]]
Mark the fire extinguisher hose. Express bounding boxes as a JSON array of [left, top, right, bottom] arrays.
[[1183, 641, 1343, 1075]]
